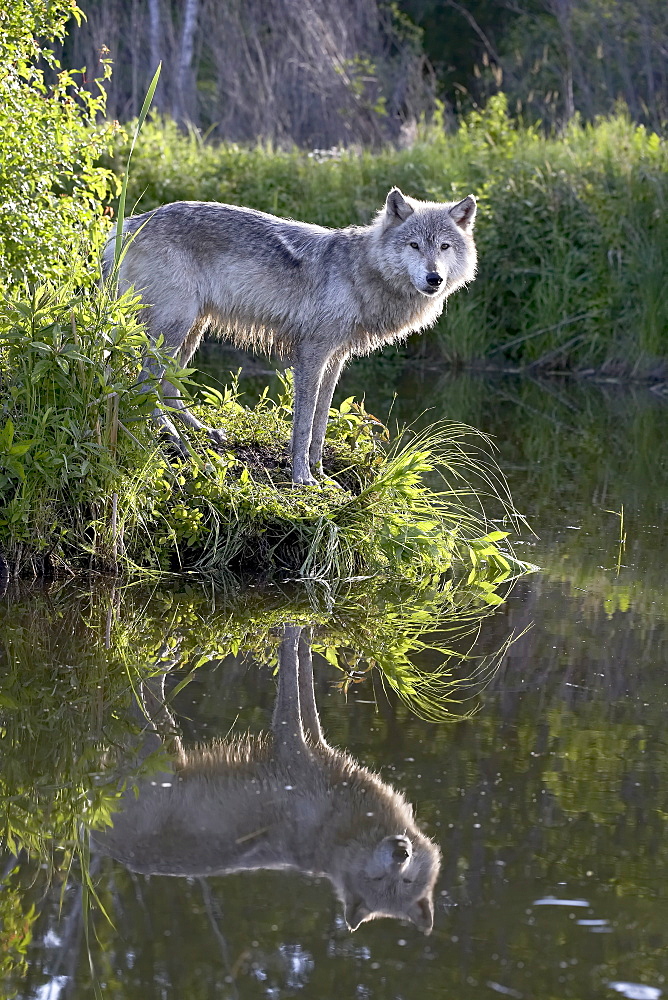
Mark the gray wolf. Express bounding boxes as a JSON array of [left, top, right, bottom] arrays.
[[104, 189, 477, 484], [93, 625, 441, 933]]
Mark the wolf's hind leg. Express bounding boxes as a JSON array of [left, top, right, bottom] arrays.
[[144, 310, 226, 452], [170, 319, 227, 447], [161, 379, 227, 447], [137, 359, 190, 455]]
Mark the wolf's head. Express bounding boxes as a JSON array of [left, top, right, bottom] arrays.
[[374, 187, 477, 298], [332, 829, 442, 934]]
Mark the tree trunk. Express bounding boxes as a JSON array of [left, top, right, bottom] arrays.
[[549, 0, 575, 122], [173, 0, 200, 124], [148, 0, 162, 109]]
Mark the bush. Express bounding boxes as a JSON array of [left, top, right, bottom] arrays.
[[0, 0, 117, 290]]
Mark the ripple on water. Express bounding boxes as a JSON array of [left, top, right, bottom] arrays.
[[608, 983, 662, 1000]]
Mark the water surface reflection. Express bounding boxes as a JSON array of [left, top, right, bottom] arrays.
[[2, 370, 668, 999], [94, 625, 440, 933]]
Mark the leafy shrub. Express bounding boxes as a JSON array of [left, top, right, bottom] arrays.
[[0, 0, 117, 289], [0, 279, 192, 573]]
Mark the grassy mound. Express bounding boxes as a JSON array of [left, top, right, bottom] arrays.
[[0, 281, 524, 590]]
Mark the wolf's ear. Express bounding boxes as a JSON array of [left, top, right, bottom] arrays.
[[384, 188, 414, 227], [450, 195, 477, 232], [407, 896, 434, 935]]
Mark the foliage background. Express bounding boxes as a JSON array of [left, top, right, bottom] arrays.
[[57, 0, 668, 139], [0, 0, 117, 288]]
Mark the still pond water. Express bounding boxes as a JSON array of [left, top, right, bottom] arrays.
[[2, 362, 667, 1000]]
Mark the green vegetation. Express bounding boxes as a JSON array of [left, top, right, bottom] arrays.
[[116, 98, 668, 376], [0, 0, 116, 288]]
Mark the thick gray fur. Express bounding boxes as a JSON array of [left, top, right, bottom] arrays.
[[103, 189, 477, 484], [93, 625, 441, 933]]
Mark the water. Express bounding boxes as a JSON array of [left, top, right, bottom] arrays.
[[2, 365, 667, 1000]]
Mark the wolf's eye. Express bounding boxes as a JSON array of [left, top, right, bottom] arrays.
[[409, 241, 419, 250], [440, 242, 451, 251]]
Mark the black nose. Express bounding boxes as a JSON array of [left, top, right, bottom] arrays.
[[390, 835, 412, 862], [426, 272, 442, 287]]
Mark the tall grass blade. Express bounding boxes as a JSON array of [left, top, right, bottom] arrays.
[[113, 64, 161, 276]]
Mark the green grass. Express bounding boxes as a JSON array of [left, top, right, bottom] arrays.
[[110, 96, 668, 376]]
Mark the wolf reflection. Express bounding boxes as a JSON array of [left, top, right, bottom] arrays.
[[94, 625, 441, 933]]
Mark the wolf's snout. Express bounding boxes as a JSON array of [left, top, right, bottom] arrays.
[[426, 272, 442, 288]]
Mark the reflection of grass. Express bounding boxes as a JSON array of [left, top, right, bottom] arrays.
[[542, 707, 645, 824], [1, 578, 524, 975], [317, 621, 518, 723], [0, 575, 528, 989], [0, 575, 522, 872]]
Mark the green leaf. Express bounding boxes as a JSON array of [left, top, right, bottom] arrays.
[[9, 441, 35, 457], [0, 419, 15, 450]]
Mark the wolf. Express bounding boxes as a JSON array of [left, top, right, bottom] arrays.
[[104, 188, 477, 484], [93, 625, 441, 933]]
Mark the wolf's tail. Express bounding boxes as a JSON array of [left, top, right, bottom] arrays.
[[101, 224, 124, 283], [101, 215, 143, 283]]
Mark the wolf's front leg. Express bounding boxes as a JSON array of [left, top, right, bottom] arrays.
[[296, 628, 326, 747], [308, 356, 346, 476], [291, 348, 330, 485], [273, 625, 308, 754]]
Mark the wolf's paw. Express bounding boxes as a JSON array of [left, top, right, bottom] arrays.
[[207, 427, 227, 448], [292, 470, 320, 486], [160, 430, 190, 459]]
